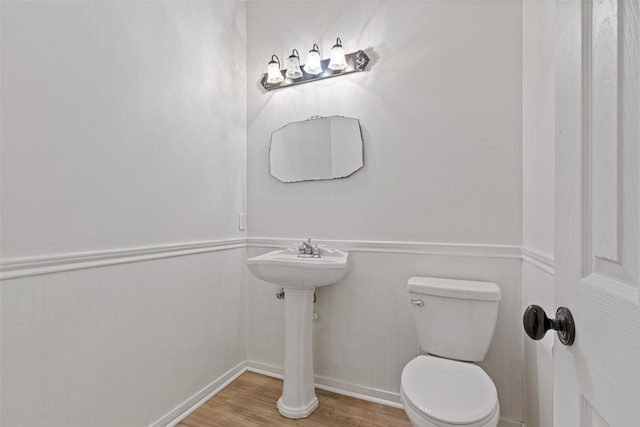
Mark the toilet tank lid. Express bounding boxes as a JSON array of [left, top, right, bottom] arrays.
[[407, 276, 501, 301]]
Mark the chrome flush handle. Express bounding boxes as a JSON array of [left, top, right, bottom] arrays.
[[409, 299, 424, 307]]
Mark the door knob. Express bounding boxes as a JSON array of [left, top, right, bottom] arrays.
[[523, 305, 575, 346]]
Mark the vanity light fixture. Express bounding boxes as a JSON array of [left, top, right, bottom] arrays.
[[303, 43, 323, 75], [328, 37, 347, 71], [260, 37, 370, 91], [285, 49, 303, 79], [266, 55, 284, 84]]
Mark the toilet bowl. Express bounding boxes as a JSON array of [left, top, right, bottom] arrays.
[[400, 355, 499, 427], [400, 277, 501, 427]]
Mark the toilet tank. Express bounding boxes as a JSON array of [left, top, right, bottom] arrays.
[[408, 276, 501, 362]]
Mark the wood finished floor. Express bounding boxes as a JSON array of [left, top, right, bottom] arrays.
[[177, 372, 412, 426]]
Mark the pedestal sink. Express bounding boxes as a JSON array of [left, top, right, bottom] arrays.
[[247, 246, 349, 419]]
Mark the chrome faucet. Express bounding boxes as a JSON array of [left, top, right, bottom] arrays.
[[298, 238, 321, 258]]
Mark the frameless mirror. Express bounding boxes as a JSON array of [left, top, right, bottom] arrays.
[[270, 115, 364, 183]]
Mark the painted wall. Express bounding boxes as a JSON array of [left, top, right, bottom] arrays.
[[522, 0, 556, 258], [246, 1, 524, 425], [1, 2, 247, 426], [1, 0, 247, 259], [246, 0, 523, 245], [522, 1, 556, 426]]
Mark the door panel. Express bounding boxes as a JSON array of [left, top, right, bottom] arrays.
[[555, 0, 640, 425]]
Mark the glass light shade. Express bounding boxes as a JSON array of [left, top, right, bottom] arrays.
[[328, 37, 347, 71], [303, 44, 323, 75], [266, 55, 284, 84], [285, 49, 303, 79]]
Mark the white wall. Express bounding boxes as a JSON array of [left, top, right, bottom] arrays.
[[246, 1, 524, 425], [1, 2, 247, 426], [522, 0, 556, 258], [1, 0, 247, 259], [522, 1, 556, 426], [247, 0, 523, 245]]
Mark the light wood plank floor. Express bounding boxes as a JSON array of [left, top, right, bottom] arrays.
[[177, 372, 412, 426]]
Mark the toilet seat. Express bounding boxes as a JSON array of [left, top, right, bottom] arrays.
[[400, 355, 499, 427]]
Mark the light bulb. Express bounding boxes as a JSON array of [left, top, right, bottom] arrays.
[[285, 49, 303, 79], [266, 55, 284, 84], [328, 37, 347, 71], [303, 43, 323, 75]]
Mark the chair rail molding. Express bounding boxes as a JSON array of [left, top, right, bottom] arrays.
[[2, 237, 546, 281], [0, 238, 247, 280], [247, 237, 522, 259], [521, 247, 555, 276]]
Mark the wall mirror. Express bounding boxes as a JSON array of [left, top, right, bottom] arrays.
[[270, 115, 364, 183]]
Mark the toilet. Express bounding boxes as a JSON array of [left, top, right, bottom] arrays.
[[400, 276, 501, 427]]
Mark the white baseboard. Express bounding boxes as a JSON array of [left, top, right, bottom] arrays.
[[150, 361, 247, 427], [314, 376, 403, 409], [245, 361, 284, 379], [148, 359, 523, 426], [246, 361, 523, 426], [246, 360, 403, 408], [498, 418, 524, 427]]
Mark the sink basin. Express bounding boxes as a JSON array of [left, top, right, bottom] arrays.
[[247, 247, 349, 289], [247, 245, 350, 419]]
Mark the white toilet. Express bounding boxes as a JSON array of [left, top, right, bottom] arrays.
[[400, 276, 501, 427]]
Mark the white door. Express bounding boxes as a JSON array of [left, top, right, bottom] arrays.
[[555, 0, 640, 425]]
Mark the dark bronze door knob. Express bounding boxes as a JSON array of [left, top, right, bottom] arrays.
[[523, 304, 575, 346]]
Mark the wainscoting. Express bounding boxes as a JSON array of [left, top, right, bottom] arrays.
[[1, 241, 247, 427], [2, 238, 528, 427], [522, 247, 555, 427], [246, 238, 524, 427]]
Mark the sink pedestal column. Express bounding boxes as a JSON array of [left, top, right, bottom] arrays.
[[277, 287, 318, 419]]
